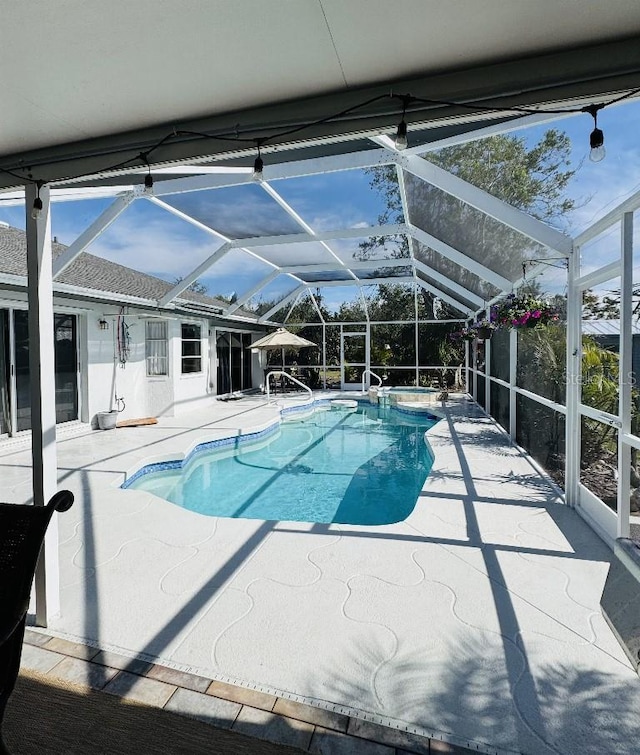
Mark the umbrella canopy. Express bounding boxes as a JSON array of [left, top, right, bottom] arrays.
[[249, 328, 317, 374], [249, 328, 316, 350]]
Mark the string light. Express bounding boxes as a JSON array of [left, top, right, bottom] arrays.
[[394, 96, 411, 150], [584, 104, 605, 162], [4, 84, 640, 190], [252, 141, 264, 181], [141, 152, 154, 191], [31, 181, 44, 220]]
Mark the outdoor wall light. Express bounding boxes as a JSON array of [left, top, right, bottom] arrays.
[[98, 319, 109, 330]]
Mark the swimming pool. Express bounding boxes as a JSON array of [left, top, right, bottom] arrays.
[[125, 404, 437, 525]]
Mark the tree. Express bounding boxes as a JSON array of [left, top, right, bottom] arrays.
[[360, 129, 577, 320], [582, 288, 620, 319], [428, 130, 576, 225]]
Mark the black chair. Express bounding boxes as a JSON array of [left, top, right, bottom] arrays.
[[0, 491, 74, 755]]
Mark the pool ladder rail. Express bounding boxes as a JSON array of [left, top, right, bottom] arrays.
[[265, 370, 313, 406], [362, 368, 383, 395]]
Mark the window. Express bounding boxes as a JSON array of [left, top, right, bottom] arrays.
[[145, 320, 168, 376], [181, 323, 202, 374]]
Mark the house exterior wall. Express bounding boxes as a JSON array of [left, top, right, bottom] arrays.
[[170, 317, 212, 417], [87, 311, 212, 423], [0, 290, 262, 435]]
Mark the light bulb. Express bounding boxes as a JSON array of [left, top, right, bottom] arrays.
[[31, 197, 43, 220], [589, 127, 605, 162], [144, 173, 154, 192], [252, 156, 264, 181], [395, 120, 408, 150]]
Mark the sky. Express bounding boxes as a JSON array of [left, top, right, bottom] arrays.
[[1, 97, 639, 315]]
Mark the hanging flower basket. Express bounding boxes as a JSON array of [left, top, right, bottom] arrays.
[[450, 326, 478, 342], [492, 293, 559, 330], [476, 325, 494, 341]]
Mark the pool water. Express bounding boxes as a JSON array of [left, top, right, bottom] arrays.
[[128, 404, 437, 525]]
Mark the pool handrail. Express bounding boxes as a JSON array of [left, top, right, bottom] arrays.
[[362, 368, 383, 394], [266, 370, 313, 404]]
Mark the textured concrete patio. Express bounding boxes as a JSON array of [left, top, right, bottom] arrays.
[[3, 394, 640, 754]]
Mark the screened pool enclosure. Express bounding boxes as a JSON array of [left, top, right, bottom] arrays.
[[4, 96, 640, 622]]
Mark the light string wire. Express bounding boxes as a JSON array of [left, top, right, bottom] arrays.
[[3, 84, 640, 198]]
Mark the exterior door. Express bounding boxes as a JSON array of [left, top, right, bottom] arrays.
[[341, 331, 367, 391], [13, 311, 79, 432]]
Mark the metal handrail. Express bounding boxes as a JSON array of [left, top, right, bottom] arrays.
[[266, 371, 313, 404], [361, 368, 383, 394]]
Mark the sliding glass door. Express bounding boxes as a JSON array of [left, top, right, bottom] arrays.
[[4, 309, 79, 434], [216, 331, 253, 395]]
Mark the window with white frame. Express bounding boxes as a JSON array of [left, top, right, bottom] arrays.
[[181, 322, 202, 374], [145, 320, 168, 376]]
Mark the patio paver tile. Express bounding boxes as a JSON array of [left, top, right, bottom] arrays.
[[91, 650, 153, 676], [207, 679, 277, 711], [19, 645, 65, 675], [147, 663, 211, 692], [310, 726, 394, 754], [274, 698, 349, 732], [233, 705, 315, 750], [46, 656, 117, 690], [103, 670, 176, 707], [23, 629, 52, 648], [347, 719, 429, 754], [427, 741, 475, 754], [164, 686, 241, 728], [44, 636, 101, 661]]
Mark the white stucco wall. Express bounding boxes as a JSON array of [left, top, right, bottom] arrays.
[[87, 312, 212, 422], [0, 292, 259, 433], [85, 307, 150, 425]]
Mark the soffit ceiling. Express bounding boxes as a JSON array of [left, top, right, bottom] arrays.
[[2, 1, 640, 190]]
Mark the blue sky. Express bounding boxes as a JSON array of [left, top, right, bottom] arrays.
[[1, 98, 639, 313]]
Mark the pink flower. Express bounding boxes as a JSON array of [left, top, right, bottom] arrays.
[[531, 310, 541, 319]]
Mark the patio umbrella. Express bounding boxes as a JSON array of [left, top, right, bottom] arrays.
[[249, 327, 316, 370]]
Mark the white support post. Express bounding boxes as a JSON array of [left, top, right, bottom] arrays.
[[464, 339, 469, 395], [509, 328, 517, 441], [25, 183, 60, 625], [565, 244, 581, 508], [472, 341, 478, 401], [322, 322, 327, 390], [618, 212, 633, 538], [414, 281, 420, 386], [484, 308, 491, 415]]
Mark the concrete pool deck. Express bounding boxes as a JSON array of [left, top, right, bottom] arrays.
[[3, 393, 640, 754]]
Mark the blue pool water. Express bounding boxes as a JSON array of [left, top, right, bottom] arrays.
[[126, 404, 437, 525]]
